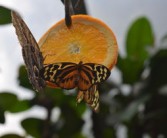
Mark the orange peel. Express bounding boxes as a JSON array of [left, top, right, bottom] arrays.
[[38, 15, 118, 70]]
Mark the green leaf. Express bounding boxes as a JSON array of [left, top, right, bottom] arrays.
[[0, 92, 31, 113], [0, 92, 19, 123], [72, 100, 86, 117], [0, 92, 17, 111], [149, 49, 167, 89], [44, 87, 86, 116], [117, 17, 154, 84], [21, 118, 43, 138], [44, 87, 65, 106], [18, 65, 33, 90], [9, 100, 31, 113], [57, 103, 85, 138], [118, 55, 145, 84], [103, 127, 116, 138], [0, 134, 24, 138], [0, 108, 5, 124], [0, 6, 12, 25], [72, 133, 86, 138], [126, 17, 154, 60]]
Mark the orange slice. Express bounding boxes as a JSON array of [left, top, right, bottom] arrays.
[[38, 15, 118, 70]]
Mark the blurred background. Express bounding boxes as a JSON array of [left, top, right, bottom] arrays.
[[0, 0, 167, 138]]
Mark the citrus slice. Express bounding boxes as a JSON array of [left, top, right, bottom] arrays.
[[38, 15, 118, 69]]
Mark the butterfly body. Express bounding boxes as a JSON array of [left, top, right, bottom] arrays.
[[40, 61, 110, 91]]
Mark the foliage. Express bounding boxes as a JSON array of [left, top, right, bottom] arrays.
[[117, 17, 154, 84], [0, 6, 12, 25], [1, 4, 167, 138]]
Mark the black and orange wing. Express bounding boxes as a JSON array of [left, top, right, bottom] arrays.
[[40, 62, 79, 90], [78, 63, 111, 91], [76, 85, 99, 112]]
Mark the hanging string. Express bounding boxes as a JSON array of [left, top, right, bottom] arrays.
[[64, 0, 74, 28]]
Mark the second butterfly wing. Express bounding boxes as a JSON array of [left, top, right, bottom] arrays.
[[77, 85, 99, 112], [78, 63, 111, 91], [40, 62, 79, 89]]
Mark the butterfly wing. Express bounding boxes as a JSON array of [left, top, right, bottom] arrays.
[[78, 63, 111, 91], [76, 85, 99, 112], [40, 62, 110, 91], [40, 62, 80, 90], [84, 85, 99, 112], [11, 11, 45, 92]]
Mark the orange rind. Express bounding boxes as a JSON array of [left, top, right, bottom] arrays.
[[38, 15, 118, 70]]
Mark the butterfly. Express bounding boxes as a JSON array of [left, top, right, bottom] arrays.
[[40, 61, 111, 91], [11, 11, 46, 91], [77, 85, 99, 112]]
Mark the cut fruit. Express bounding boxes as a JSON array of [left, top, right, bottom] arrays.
[[38, 15, 118, 70]]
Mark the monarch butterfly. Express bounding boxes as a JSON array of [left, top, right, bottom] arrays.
[[40, 61, 110, 91], [77, 85, 99, 112]]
